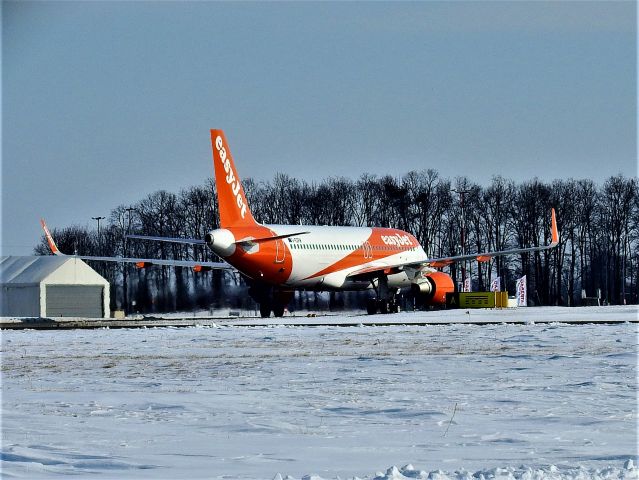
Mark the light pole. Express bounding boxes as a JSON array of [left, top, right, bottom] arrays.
[[125, 207, 136, 233], [91, 216, 105, 255], [123, 207, 136, 314]]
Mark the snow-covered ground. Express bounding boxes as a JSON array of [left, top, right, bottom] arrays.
[[1, 309, 637, 479]]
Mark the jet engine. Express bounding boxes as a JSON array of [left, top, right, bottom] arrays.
[[411, 271, 455, 306], [204, 229, 236, 257]]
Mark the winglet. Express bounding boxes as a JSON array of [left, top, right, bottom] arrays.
[[550, 208, 559, 247], [40, 219, 62, 255]]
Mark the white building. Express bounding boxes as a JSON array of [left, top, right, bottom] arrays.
[[0, 256, 110, 318]]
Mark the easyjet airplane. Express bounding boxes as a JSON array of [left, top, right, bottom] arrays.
[[42, 129, 559, 317]]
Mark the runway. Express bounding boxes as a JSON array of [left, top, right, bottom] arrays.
[[1, 305, 636, 329]]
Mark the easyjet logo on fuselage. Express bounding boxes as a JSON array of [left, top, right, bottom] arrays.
[[381, 233, 413, 246], [215, 136, 247, 219]]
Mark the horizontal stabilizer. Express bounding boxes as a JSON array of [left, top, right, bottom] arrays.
[[235, 231, 310, 246]]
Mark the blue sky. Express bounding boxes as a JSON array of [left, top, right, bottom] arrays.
[[2, 1, 637, 255]]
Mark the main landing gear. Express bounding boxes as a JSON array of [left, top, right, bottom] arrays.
[[366, 274, 401, 315], [366, 297, 400, 315], [248, 283, 292, 318]]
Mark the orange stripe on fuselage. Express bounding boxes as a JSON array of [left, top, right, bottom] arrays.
[[303, 228, 419, 280]]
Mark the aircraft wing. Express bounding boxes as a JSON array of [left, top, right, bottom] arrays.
[[347, 208, 559, 280], [425, 208, 559, 267], [40, 219, 230, 271], [126, 234, 206, 245]]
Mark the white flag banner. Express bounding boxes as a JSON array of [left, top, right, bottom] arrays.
[[516, 275, 527, 307], [463, 277, 471, 293], [490, 276, 501, 292]]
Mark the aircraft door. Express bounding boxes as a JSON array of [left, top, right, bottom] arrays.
[[363, 241, 373, 259], [275, 239, 286, 263]]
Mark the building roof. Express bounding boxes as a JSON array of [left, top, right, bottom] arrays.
[[0, 256, 108, 286]]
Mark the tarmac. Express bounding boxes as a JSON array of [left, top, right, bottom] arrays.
[[1, 305, 637, 329]]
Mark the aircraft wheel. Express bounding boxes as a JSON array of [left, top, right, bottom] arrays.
[[259, 302, 271, 318], [366, 298, 378, 315], [272, 304, 285, 317]]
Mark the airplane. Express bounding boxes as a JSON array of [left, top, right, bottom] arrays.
[[41, 129, 559, 317]]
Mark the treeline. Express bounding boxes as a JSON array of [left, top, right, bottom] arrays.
[[35, 172, 639, 313]]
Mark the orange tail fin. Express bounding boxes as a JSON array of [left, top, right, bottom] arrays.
[[210, 129, 258, 228]]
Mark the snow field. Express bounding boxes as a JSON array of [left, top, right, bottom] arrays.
[[1, 315, 637, 479]]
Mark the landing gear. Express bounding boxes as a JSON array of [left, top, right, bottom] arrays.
[[248, 282, 292, 318], [366, 298, 378, 315], [366, 274, 401, 315], [366, 297, 401, 315], [272, 304, 285, 318], [259, 301, 272, 318]]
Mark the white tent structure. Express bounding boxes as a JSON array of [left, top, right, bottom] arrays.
[[0, 256, 110, 318]]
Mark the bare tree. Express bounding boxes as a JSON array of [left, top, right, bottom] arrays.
[[34, 169, 639, 311]]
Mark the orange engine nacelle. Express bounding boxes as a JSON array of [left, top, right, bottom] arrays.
[[411, 271, 455, 305]]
